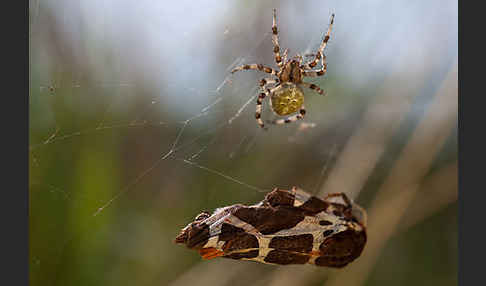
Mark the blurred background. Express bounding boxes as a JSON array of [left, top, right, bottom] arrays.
[[29, 0, 457, 285]]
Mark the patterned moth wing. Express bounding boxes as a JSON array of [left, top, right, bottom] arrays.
[[174, 187, 367, 267]]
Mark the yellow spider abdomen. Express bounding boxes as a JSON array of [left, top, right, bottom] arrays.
[[270, 83, 304, 116]]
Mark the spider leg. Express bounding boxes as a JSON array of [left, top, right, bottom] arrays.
[[302, 68, 326, 78], [268, 106, 306, 125], [300, 82, 326, 96], [296, 53, 304, 65], [272, 9, 284, 69], [256, 85, 280, 128], [282, 48, 289, 64], [231, 64, 278, 76], [324, 193, 352, 208], [259, 78, 279, 88], [302, 13, 334, 73]]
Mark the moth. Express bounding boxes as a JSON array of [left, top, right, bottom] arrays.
[[174, 187, 367, 267]]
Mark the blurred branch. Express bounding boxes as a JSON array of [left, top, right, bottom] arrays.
[[256, 266, 320, 286], [324, 61, 457, 286], [319, 58, 433, 199], [396, 161, 457, 233], [168, 260, 248, 286]]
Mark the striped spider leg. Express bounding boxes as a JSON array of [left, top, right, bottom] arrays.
[[256, 84, 280, 128], [272, 8, 284, 69], [270, 104, 306, 125], [231, 64, 278, 76], [302, 13, 335, 76], [324, 192, 353, 208]]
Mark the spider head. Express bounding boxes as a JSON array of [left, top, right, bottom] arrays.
[[288, 59, 302, 72], [290, 60, 303, 82]]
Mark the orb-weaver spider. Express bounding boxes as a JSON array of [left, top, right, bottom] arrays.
[[231, 9, 334, 128]]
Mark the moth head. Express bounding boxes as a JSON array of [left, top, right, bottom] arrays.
[[174, 212, 213, 249]]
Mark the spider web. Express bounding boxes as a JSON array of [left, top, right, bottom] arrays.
[[29, 1, 458, 286], [29, 1, 343, 216]]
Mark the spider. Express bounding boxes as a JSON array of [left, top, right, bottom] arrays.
[[231, 9, 335, 128]]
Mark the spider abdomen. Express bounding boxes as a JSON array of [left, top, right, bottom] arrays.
[[270, 83, 304, 116]]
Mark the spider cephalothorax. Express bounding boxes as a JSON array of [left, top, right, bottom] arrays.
[[231, 9, 335, 128]]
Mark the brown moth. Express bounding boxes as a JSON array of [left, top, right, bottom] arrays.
[[174, 187, 367, 267]]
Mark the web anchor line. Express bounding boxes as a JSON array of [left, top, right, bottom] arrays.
[[180, 159, 268, 193]]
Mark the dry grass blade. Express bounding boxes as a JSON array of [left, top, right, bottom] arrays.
[[319, 59, 433, 199], [168, 260, 250, 286], [396, 161, 457, 233], [324, 62, 457, 286]]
